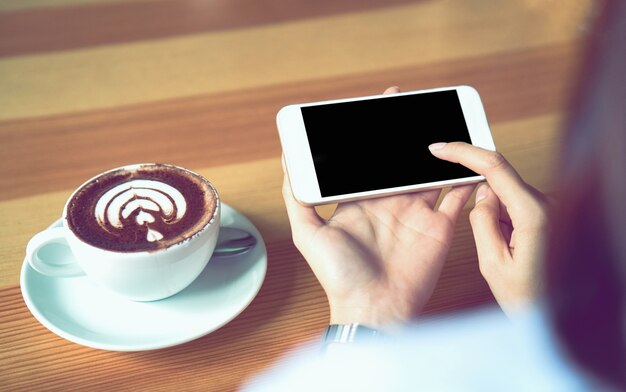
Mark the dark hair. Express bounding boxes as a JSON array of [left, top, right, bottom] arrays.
[[546, 0, 626, 387]]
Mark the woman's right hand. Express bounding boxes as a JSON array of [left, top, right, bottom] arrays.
[[429, 142, 548, 316]]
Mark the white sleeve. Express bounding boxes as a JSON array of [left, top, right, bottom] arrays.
[[242, 307, 589, 392]]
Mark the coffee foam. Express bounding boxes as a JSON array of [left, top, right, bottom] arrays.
[[95, 180, 187, 243], [66, 164, 217, 252]]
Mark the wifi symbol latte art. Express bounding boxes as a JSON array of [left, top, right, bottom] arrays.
[[94, 180, 187, 242]]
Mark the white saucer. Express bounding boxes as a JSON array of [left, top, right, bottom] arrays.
[[20, 203, 267, 351]]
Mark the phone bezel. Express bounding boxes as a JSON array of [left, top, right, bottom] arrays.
[[276, 85, 495, 206]]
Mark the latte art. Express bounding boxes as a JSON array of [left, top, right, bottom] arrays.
[[95, 180, 187, 243], [66, 164, 218, 252]]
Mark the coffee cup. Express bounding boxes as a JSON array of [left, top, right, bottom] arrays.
[[26, 163, 220, 301]]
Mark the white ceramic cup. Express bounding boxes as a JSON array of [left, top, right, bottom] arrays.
[[25, 164, 221, 302]]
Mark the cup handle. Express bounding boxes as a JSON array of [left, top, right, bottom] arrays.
[[26, 227, 85, 278]]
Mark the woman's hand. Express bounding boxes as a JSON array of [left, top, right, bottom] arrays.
[[429, 142, 548, 316], [282, 87, 475, 329]]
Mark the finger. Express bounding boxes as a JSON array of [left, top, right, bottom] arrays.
[[437, 184, 476, 221], [281, 157, 323, 233], [428, 142, 532, 212], [414, 188, 441, 209], [383, 86, 401, 94], [469, 184, 511, 267], [348, 187, 440, 214]]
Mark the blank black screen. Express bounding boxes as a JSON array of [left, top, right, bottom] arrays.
[[301, 90, 477, 197]]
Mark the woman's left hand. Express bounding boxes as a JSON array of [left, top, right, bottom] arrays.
[[282, 87, 475, 329]]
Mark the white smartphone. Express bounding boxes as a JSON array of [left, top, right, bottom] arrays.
[[277, 85, 495, 206]]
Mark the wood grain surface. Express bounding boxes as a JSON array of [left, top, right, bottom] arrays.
[[0, 0, 593, 390]]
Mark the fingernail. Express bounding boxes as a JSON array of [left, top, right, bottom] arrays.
[[475, 184, 489, 204], [428, 142, 447, 152]]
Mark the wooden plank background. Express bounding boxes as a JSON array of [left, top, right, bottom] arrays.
[[0, 0, 594, 390]]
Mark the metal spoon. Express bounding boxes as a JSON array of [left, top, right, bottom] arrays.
[[213, 227, 257, 257]]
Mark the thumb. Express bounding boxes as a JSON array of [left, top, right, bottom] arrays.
[[469, 184, 510, 269]]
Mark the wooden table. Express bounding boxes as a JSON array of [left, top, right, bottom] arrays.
[[0, 0, 594, 390]]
